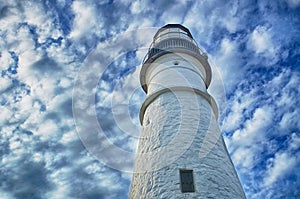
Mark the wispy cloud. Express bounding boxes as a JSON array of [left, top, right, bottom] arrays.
[[0, 0, 299, 198]]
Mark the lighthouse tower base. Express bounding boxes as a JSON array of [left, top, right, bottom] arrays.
[[129, 91, 246, 199]]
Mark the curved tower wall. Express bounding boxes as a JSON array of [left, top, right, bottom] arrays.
[[145, 54, 207, 94], [129, 24, 246, 199]]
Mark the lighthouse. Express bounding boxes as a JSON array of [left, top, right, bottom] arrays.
[[129, 24, 246, 198]]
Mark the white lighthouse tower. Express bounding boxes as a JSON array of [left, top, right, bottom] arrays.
[[129, 24, 246, 199]]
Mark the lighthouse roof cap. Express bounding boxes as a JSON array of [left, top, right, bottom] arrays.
[[154, 24, 193, 39]]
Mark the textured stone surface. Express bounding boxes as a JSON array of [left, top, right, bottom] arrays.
[[129, 91, 246, 198], [130, 51, 246, 198], [146, 54, 207, 95]]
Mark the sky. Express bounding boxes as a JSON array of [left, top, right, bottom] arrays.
[[0, 0, 299, 198]]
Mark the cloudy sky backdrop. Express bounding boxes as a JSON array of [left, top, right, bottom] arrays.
[[0, 0, 300, 198]]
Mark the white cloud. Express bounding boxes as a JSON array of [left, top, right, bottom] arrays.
[[13, 94, 33, 120], [70, 1, 102, 39], [232, 147, 254, 168], [130, 1, 146, 14], [0, 0, 298, 198], [222, 89, 256, 132], [40, 119, 58, 136], [23, 1, 61, 43], [268, 70, 300, 132], [110, 68, 143, 135], [0, 106, 13, 125], [0, 1, 61, 50], [232, 106, 273, 144], [279, 110, 300, 131], [183, 1, 213, 40], [22, 2, 45, 26], [285, 0, 300, 8], [61, 131, 77, 144], [31, 78, 57, 101], [212, 38, 245, 92], [14, 42, 46, 91], [183, 0, 242, 41], [46, 183, 70, 199], [228, 105, 273, 169], [10, 25, 36, 53], [9, 136, 22, 151], [248, 26, 273, 53], [264, 152, 297, 186], [0, 77, 12, 93], [221, 16, 239, 33], [289, 132, 300, 150], [0, 51, 13, 70], [0, 191, 14, 199], [247, 26, 278, 64], [160, 1, 189, 24], [47, 167, 73, 199], [207, 61, 227, 120], [218, 1, 240, 33], [58, 77, 73, 89]]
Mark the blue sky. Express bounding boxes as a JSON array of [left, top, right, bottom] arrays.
[[0, 0, 299, 198]]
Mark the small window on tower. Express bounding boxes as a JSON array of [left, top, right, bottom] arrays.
[[179, 169, 195, 193]]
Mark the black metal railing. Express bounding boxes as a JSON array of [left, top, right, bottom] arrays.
[[143, 35, 206, 64]]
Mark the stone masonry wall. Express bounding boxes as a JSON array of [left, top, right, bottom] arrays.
[[129, 91, 246, 199]]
